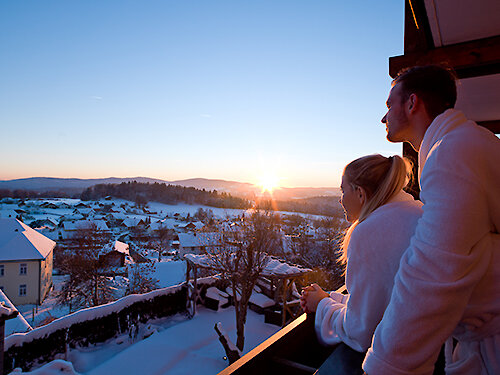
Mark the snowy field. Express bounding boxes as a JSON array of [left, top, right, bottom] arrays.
[[12, 306, 280, 375]]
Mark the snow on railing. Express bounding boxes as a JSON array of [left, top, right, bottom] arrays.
[[6, 276, 217, 351], [185, 254, 311, 277]]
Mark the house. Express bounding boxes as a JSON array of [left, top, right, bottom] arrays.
[[180, 221, 205, 232], [60, 213, 85, 222], [177, 232, 222, 256], [0, 218, 55, 305], [121, 217, 141, 228], [99, 241, 128, 268], [29, 218, 58, 231], [61, 220, 110, 240], [147, 219, 174, 233], [62, 219, 110, 232], [73, 208, 94, 217], [40, 202, 58, 209]]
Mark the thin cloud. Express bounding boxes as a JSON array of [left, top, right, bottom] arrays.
[[90, 96, 103, 100], [200, 114, 212, 118]]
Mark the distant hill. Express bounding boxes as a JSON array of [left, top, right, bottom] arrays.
[[0, 177, 340, 199], [0, 177, 166, 195]]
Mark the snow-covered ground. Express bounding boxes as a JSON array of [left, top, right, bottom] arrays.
[[11, 306, 280, 375], [152, 260, 186, 288], [17, 275, 71, 327], [18, 261, 187, 329]]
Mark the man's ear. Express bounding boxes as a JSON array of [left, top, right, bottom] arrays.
[[408, 93, 418, 113]]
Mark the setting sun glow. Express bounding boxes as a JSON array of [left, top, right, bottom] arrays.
[[258, 174, 280, 194]]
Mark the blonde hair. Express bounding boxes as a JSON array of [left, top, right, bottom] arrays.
[[339, 154, 412, 265]]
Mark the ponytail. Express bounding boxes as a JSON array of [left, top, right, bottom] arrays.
[[339, 154, 412, 265]]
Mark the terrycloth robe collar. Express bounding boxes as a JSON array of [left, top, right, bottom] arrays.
[[418, 109, 468, 184]]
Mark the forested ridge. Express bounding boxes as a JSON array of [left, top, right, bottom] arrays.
[[80, 181, 251, 209]]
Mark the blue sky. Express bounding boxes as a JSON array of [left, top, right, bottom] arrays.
[[0, 1, 404, 187]]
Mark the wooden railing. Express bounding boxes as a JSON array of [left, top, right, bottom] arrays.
[[218, 312, 333, 375], [218, 281, 446, 375], [219, 285, 348, 375]]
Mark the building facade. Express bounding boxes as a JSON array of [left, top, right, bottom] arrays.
[[0, 218, 55, 305]]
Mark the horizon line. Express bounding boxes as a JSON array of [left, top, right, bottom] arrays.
[[0, 176, 340, 190]]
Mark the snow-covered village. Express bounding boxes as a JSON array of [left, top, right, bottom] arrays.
[[3, 1, 500, 374], [0, 193, 345, 374]]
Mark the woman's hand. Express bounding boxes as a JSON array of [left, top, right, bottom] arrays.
[[300, 283, 329, 313]]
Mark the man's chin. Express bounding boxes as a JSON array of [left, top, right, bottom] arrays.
[[386, 133, 400, 143]]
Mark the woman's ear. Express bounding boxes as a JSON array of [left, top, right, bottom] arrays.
[[356, 186, 367, 205]]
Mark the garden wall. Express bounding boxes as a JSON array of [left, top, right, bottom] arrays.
[[4, 277, 224, 373]]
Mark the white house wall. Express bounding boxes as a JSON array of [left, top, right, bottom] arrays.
[[0, 259, 41, 305]]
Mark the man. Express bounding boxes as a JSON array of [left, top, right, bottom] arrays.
[[363, 65, 500, 374]]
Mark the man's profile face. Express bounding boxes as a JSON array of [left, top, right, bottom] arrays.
[[381, 83, 411, 143]]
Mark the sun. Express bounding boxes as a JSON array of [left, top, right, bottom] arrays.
[[258, 174, 280, 194]]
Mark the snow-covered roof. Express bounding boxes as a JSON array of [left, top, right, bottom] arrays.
[[122, 217, 141, 228], [147, 220, 172, 231], [61, 214, 85, 221], [75, 208, 94, 215], [184, 253, 311, 277], [182, 221, 205, 230], [178, 232, 221, 248], [0, 289, 32, 336], [263, 258, 311, 277], [114, 241, 129, 255], [63, 220, 109, 232], [108, 212, 127, 220], [0, 218, 55, 261], [0, 210, 20, 219], [45, 218, 59, 226]]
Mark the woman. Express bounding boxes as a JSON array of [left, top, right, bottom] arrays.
[[300, 154, 423, 353]]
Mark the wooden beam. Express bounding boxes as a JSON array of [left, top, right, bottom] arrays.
[[389, 35, 500, 78], [404, 0, 434, 53]]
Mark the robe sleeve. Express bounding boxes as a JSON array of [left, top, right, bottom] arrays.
[[315, 229, 396, 352], [363, 146, 492, 375]]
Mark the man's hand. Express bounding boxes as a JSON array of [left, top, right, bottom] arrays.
[[300, 283, 329, 313]]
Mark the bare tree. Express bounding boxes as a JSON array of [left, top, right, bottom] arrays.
[[146, 226, 174, 261], [208, 210, 282, 351], [127, 263, 160, 294], [57, 223, 114, 310]]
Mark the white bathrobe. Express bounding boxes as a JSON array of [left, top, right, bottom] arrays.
[[363, 109, 500, 375], [315, 191, 423, 352]]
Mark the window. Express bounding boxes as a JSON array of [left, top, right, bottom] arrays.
[[19, 284, 27, 296], [0, 265, 4, 277], [20, 263, 27, 275]]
